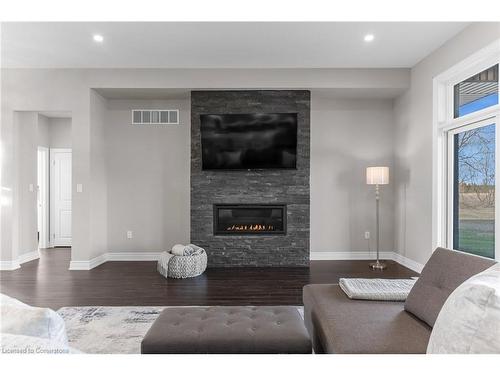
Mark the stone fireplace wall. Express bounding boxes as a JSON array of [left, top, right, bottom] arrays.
[[191, 90, 310, 267]]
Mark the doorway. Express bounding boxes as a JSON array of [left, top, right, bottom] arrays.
[[35, 113, 72, 253]]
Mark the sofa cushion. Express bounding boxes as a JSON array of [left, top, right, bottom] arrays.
[[404, 248, 496, 327], [303, 284, 431, 353], [427, 263, 500, 353]]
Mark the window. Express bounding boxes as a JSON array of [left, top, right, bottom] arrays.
[[434, 43, 500, 261], [449, 63, 499, 259], [450, 122, 495, 258]]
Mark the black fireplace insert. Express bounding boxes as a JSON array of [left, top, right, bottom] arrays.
[[213, 204, 286, 235]]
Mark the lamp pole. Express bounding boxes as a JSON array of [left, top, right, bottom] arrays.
[[370, 183, 386, 270]]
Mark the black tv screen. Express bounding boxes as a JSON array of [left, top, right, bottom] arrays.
[[200, 113, 298, 170]]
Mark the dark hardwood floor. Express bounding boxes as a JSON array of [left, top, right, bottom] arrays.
[[0, 248, 418, 310]]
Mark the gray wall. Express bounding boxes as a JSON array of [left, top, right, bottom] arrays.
[[104, 99, 190, 252], [49, 118, 72, 148], [37, 115, 71, 149], [191, 90, 310, 267], [1, 67, 409, 265], [15, 112, 38, 258], [37, 114, 50, 147], [103, 94, 395, 259], [393, 23, 500, 266], [310, 96, 395, 255], [5, 93, 404, 266], [89, 90, 108, 259]]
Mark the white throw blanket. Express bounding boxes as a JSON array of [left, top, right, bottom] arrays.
[[339, 278, 417, 301], [171, 244, 188, 256], [157, 252, 175, 278]]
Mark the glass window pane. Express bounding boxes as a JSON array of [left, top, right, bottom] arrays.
[[454, 64, 498, 118], [453, 124, 495, 258]]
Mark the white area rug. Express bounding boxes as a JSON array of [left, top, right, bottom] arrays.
[[58, 306, 303, 354]]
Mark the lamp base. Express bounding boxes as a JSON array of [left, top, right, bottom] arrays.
[[369, 260, 387, 270]]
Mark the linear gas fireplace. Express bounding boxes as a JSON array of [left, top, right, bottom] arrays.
[[213, 204, 286, 236]]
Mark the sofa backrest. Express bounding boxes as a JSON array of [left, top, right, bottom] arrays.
[[404, 247, 496, 327]]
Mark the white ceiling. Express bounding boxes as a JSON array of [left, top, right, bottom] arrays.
[[1, 22, 469, 69]]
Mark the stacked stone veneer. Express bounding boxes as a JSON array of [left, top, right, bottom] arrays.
[[191, 90, 310, 267]]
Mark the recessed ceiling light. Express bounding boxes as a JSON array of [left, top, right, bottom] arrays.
[[364, 34, 375, 42], [93, 34, 104, 43]]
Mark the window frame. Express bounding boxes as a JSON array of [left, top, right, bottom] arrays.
[[433, 40, 500, 260]]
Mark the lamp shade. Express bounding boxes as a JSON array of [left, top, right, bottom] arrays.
[[366, 166, 389, 185]]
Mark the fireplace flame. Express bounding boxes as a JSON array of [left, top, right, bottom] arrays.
[[226, 224, 275, 232]]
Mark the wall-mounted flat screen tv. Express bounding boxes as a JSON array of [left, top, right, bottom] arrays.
[[200, 113, 298, 170]]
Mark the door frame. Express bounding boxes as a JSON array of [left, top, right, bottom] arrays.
[[37, 146, 50, 249], [49, 148, 72, 247]]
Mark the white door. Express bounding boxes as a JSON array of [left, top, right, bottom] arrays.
[[50, 149, 72, 246]]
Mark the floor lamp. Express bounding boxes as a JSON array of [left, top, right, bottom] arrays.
[[366, 166, 389, 270]]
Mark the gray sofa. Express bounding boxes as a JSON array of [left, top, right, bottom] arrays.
[[303, 248, 496, 354]]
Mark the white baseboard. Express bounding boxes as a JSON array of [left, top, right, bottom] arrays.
[[7, 248, 422, 273], [18, 250, 40, 265], [0, 250, 40, 270], [106, 252, 161, 261], [69, 250, 424, 272], [0, 260, 20, 271], [391, 252, 424, 273], [310, 251, 424, 273], [69, 252, 162, 270], [69, 254, 107, 271], [310, 251, 393, 261]]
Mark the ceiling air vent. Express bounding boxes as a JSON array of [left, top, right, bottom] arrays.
[[131, 109, 179, 125]]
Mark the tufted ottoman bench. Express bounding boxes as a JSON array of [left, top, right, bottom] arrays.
[[141, 306, 311, 354]]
